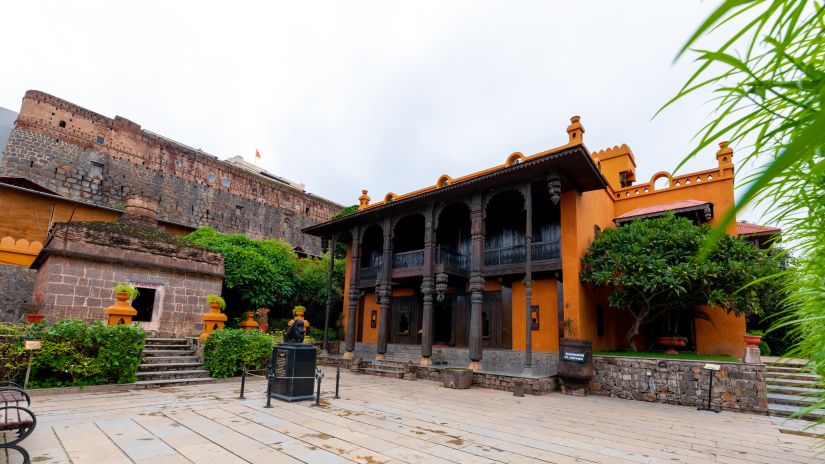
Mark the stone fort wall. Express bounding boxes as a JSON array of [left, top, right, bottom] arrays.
[[0, 90, 342, 254]]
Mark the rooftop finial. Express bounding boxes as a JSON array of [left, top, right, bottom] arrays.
[[716, 141, 734, 176], [566, 115, 585, 145], [358, 189, 371, 210]]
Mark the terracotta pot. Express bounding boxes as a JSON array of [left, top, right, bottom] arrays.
[[25, 314, 45, 324], [657, 336, 687, 355], [259, 325, 269, 333], [208, 302, 222, 314], [743, 334, 762, 347], [558, 338, 594, 384]]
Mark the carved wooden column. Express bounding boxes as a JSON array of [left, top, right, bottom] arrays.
[[343, 226, 361, 360], [468, 193, 485, 371], [376, 216, 393, 360], [524, 181, 534, 372], [322, 234, 337, 355], [420, 205, 436, 365]]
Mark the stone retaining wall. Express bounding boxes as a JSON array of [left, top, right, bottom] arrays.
[[591, 356, 768, 414]]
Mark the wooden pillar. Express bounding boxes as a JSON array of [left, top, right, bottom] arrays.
[[343, 226, 360, 360], [468, 193, 485, 371], [524, 181, 534, 371], [322, 234, 337, 355], [420, 205, 435, 365], [376, 217, 392, 360]]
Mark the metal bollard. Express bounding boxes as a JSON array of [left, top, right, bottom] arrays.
[[334, 366, 340, 399], [315, 368, 324, 406], [239, 366, 247, 400], [265, 370, 274, 408]]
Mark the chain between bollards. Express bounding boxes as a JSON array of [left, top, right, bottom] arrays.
[[239, 365, 247, 400], [334, 366, 340, 399]]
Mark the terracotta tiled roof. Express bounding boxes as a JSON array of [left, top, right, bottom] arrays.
[[736, 222, 781, 236], [614, 200, 710, 222]]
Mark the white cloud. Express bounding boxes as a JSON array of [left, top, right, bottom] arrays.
[[0, 0, 770, 223]]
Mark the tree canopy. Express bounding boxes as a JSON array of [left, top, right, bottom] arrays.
[[580, 215, 782, 351], [182, 227, 345, 324]]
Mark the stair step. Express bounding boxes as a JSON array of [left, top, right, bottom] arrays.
[[142, 356, 200, 364], [766, 366, 804, 374], [767, 392, 820, 407], [135, 377, 216, 388], [768, 403, 825, 421], [143, 349, 196, 357], [146, 337, 189, 343], [142, 344, 191, 350], [765, 372, 820, 382], [766, 377, 821, 387], [137, 369, 211, 380], [767, 384, 825, 395], [139, 362, 204, 371]]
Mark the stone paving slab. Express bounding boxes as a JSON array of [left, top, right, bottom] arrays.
[[4, 367, 823, 463]]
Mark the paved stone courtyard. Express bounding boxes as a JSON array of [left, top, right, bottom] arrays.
[[12, 367, 823, 463]]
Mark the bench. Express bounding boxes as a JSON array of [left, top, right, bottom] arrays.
[[0, 381, 35, 464]]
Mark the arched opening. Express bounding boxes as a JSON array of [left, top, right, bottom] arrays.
[[393, 214, 424, 268], [531, 182, 562, 261], [485, 190, 526, 266], [435, 202, 470, 270], [360, 224, 383, 281]]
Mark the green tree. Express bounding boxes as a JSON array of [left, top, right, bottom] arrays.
[[662, 0, 825, 423], [580, 215, 781, 351], [183, 227, 298, 308]]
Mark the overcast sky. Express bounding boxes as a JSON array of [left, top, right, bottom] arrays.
[[0, 1, 768, 222]]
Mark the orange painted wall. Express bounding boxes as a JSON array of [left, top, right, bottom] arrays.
[[695, 305, 746, 358], [560, 188, 616, 351], [360, 291, 380, 343], [511, 278, 558, 352]]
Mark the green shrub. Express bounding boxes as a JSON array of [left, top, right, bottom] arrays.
[[28, 320, 145, 388], [758, 341, 771, 356], [308, 327, 337, 341], [202, 329, 275, 378], [0, 323, 28, 382]]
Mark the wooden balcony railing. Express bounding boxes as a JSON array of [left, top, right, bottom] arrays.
[[435, 247, 469, 270], [484, 240, 560, 267], [392, 249, 424, 269]]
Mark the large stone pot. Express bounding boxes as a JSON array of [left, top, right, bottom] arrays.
[[558, 338, 594, 385], [442, 368, 473, 389]]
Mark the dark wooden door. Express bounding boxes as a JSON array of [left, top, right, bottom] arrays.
[[390, 297, 420, 345], [482, 291, 502, 348]]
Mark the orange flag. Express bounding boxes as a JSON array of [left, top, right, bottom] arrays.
[[255, 149, 261, 159]]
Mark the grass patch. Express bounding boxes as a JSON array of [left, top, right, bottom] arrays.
[[594, 351, 739, 362]]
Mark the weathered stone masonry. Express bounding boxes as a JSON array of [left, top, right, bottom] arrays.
[[31, 222, 225, 337], [590, 355, 768, 414], [0, 90, 341, 254]]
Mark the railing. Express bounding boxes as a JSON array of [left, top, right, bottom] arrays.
[[484, 241, 560, 267], [392, 249, 424, 269], [532, 241, 561, 261], [435, 247, 469, 270], [359, 266, 380, 281]]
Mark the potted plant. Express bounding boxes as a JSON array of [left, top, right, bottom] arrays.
[[557, 316, 594, 388], [744, 330, 763, 347], [442, 367, 473, 389], [106, 283, 139, 326], [112, 283, 139, 302], [206, 294, 226, 313], [239, 311, 260, 331], [256, 307, 270, 332], [657, 336, 688, 355]]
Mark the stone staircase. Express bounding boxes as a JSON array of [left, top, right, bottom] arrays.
[[136, 338, 214, 388], [766, 358, 824, 421]]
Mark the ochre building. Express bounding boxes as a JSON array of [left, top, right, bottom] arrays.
[[305, 116, 776, 368]]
